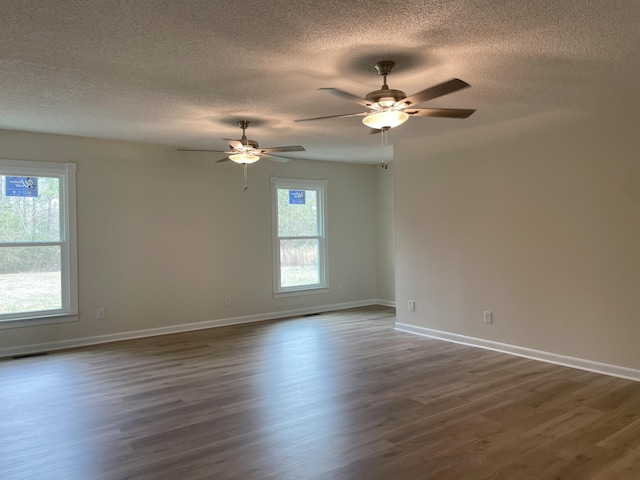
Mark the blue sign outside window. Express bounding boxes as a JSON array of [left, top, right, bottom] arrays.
[[289, 190, 305, 204], [5, 177, 38, 197]]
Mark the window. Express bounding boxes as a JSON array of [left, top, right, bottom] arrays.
[[0, 160, 77, 326], [271, 177, 327, 296]]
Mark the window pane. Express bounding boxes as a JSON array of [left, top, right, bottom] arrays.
[[0, 245, 62, 314], [280, 238, 319, 287], [0, 175, 60, 242], [277, 188, 318, 237]]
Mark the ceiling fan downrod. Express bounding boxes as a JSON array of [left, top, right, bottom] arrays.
[[238, 120, 250, 147]]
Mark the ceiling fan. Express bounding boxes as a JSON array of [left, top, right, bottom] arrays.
[[178, 121, 305, 189], [295, 60, 476, 130]]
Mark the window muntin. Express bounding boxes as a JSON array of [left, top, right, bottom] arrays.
[[271, 178, 327, 295], [0, 160, 77, 325]]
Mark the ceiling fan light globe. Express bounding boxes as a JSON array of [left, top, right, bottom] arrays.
[[228, 152, 260, 164], [362, 110, 409, 129]]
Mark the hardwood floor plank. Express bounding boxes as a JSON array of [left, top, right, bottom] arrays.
[[1, 306, 638, 479]]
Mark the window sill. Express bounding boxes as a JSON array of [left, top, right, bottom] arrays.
[[0, 313, 79, 329], [273, 287, 329, 298]]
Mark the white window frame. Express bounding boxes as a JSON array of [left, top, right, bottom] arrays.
[[0, 160, 78, 328], [271, 177, 328, 297]]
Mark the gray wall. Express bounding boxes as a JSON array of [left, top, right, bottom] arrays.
[[0, 129, 395, 350], [395, 105, 640, 371], [376, 163, 395, 303]]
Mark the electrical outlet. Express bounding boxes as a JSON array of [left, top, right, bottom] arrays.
[[483, 311, 492, 324], [224, 296, 231, 306], [408, 300, 416, 312], [97, 307, 105, 319]]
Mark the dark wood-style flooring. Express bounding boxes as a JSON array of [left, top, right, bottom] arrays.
[[1, 306, 639, 479]]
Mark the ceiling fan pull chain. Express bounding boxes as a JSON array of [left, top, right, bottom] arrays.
[[243, 164, 249, 190], [380, 126, 389, 169]]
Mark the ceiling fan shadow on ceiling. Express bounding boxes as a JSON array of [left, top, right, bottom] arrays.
[[178, 120, 305, 190], [295, 60, 476, 130]]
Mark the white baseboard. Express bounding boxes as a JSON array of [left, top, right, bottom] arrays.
[[376, 299, 396, 308], [1, 299, 382, 359], [395, 323, 640, 382]]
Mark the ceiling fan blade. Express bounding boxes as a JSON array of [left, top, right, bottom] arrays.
[[405, 107, 476, 118], [260, 145, 306, 153], [216, 157, 231, 163], [177, 148, 228, 153], [399, 78, 471, 107], [319, 88, 369, 106], [295, 112, 367, 122], [263, 154, 292, 163], [221, 138, 243, 149]]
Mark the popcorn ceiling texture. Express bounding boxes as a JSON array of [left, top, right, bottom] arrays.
[[0, 0, 638, 163]]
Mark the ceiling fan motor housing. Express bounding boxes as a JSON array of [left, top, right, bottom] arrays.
[[365, 88, 407, 108]]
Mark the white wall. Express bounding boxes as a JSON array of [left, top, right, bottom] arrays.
[[0, 129, 389, 351], [395, 105, 640, 371]]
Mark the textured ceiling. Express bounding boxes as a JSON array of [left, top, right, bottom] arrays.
[[1, 0, 639, 164]]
